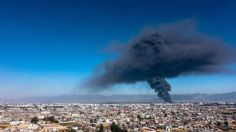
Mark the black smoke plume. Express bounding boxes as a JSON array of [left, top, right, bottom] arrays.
[[82, 20, 235, 102], [147, 77, 172, 102]]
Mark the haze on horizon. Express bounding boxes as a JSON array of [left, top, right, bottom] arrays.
[[0, 0, 236, 100]]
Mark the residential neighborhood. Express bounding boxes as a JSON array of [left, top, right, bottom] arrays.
[[0, 103, 235, 131]]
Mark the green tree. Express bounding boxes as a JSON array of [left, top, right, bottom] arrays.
[[98, 124, 104, 132], [68, 128, 77, 132], [43, 116, 59, 123], [31, 116, 39, 124], [110, 122, 128, 132], [164, 113, 167, 117], [137, 114, 142, 121]]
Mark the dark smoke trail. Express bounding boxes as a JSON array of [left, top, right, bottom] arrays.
[[147, 77, 172, 102], [82, 20, 235, 102]]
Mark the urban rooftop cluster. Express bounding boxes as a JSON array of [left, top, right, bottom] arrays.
[[0, 102, 235, 132]]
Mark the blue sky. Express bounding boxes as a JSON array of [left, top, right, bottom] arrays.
[[0, 0, 236, 99]]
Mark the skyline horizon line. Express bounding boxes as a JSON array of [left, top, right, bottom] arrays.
[[1, 90, 236, 101]]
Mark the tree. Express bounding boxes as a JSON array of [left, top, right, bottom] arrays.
[[137, 114, 142, 121], [68, 128, 77, 132], [224, 121, 229, 130], [43, 116, 59, 123], [164, 113, 167, 117], [111, 122, 117, 132], [98, 124, 104, 132], [217, 121, 221, 128], [90, 119, 93, 123], [31, 116, 39, 124], [110, 122, 128, 132]]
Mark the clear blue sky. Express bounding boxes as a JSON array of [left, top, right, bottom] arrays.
[[0, 0, 236, 99]]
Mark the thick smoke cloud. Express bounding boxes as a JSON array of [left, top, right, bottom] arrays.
[[82, 20, 235, 102]]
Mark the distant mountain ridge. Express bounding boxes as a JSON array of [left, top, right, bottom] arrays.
[[7, 91, 236, 103]]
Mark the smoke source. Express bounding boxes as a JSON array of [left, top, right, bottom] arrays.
[[82, 20, 235, 102], [147, 77, 172, 102]]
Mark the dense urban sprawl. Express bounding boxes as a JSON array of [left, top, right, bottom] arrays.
[[0, 103, 235, 132]]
